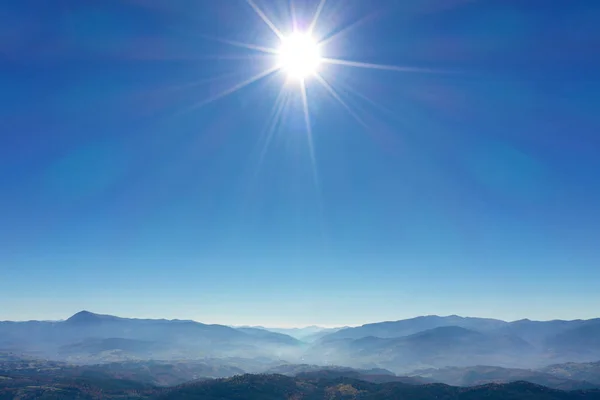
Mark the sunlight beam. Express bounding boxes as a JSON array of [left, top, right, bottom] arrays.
[[289, 0, 298, 31], [321, 57, 439, 73], [183, 66, 279, 113], [246, 0, 285, 40], [300, 79, 320, 189], [183, 53, 276, 62], [300, 78, 326, 243], [308, 0, 327, 35], [330, 77, 409, 151], [317, 10, 381, 47], [202, 35, 279, 55], [162, 71, 242, 93], [314, 74, 368, 129], [337, 79, 396, 117], [255, 86, 290, 177]]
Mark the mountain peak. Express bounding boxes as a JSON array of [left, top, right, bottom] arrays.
[[65, 310, 118, 324]]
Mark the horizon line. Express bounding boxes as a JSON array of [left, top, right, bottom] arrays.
[[2, 310, 599, 328]]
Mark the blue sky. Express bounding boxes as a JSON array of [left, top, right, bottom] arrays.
[[1, 0, 599, 327]]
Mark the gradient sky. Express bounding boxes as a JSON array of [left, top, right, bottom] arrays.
[[1, 0, 600, 327]]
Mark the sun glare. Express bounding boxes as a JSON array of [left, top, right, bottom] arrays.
[[277, 32, 322, 80], [188, 0, 434, 184]]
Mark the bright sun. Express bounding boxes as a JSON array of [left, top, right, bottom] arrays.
[[277, 32, 322, 80]]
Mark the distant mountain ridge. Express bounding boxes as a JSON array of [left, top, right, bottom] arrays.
[[0, 311, 303, 363], [2, 312, 600, 371], [307, 325, 537, 372], [235, 325, 345, 342], [311, 315, 600, 370], [321, 315, 600, 341], [323, 315, 509, 340], [235, 327, 303, 346]]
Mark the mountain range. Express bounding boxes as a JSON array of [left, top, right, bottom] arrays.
[[4, 367, 600, 400], [236, 325, 344, 342], [3, 352, 600, 398], [2, 312, 600, 372], [156, 375, 600, 400], [0, 311, 304, 363], [410, 365, 600, 390], [310, 315, 600, 371]]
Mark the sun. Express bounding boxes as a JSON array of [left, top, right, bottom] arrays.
[[277, 31, 322, 81], [185, 0, 430, 205]]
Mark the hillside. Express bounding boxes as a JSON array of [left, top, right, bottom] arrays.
[[540, 362, 600, 385], [410, 365, 599, 390], [157, 374, 600, 400], [0, 311, 303, 363], [3, 313, 600, 373], [307, 326, 536, 371], [3, 354, 600, 399], [311, 316, 600, 371], [323, 315, 509, 340]]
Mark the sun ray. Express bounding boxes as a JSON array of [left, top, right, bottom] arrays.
[[331, 78, 410, 151], [315, 74, 404, 152], [300, 79, 327, 245], [321, 57, 440, 73], [181, 54, 276, 62], [199, 34, 279, 55], [335, 75, 429, 134], [317, 10, 381, 47], [246, 0, 285, 40], [161, 71, 243, 93], [300, 79, 320, 190], [314, 73, 368, 129], [254, 86, 290, 177], [289, 0, 298, 31], [337, 79, 396, 117], [308, 0, 327, 35], [182, 66, 280, 114]]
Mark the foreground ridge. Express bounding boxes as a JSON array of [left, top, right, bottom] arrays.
[[158, 374, 600, 399], [2, 363, 600, 400]]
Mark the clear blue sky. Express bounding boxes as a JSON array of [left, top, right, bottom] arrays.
[[1, 0, 599, 327]]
